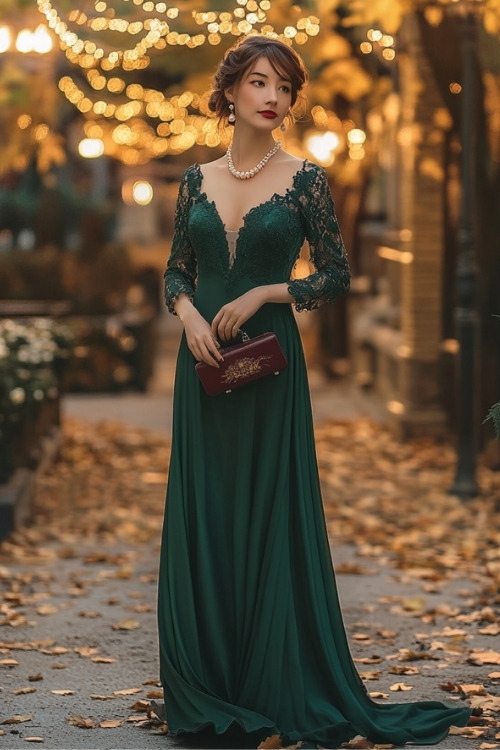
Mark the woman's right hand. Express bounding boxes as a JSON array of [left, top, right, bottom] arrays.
[[175, 295, 223, 367]]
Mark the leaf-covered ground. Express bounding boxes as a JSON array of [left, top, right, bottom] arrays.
[[1, 417, 500, 748]]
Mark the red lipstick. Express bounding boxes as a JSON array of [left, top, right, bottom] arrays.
[[259, 110, 277, 119]]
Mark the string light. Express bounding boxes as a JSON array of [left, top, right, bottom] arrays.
[[360, 27, 396, 61], [38, 0, 321, 163]]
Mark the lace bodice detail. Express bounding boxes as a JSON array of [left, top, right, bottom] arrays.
[[164, 160, 350, 313]]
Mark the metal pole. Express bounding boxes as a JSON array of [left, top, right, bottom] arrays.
[[450, 9, 480, 498]]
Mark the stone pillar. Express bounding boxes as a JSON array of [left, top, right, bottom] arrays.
[[388, 14, 449, 437]]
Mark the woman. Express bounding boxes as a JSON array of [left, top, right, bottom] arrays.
[[158, 35, 471, 747]]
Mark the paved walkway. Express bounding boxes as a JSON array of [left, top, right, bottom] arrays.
[[3, 314, 486, 750]]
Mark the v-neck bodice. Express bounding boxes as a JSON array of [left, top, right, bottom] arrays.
[[194, 161, 308, 236], [164, 159, 350, 315], [181, 161, 313, 291]]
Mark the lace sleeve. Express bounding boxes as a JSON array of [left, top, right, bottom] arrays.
[[288, 165, 350, 312], [163, 169, 197, 314]]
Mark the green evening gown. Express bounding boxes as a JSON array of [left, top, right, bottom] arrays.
[[158, 161, 471, 747]]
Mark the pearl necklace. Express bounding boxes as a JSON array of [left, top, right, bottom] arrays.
[[226, 140, 281, 180]]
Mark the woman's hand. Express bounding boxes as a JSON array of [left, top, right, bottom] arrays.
[[212, 287, 266, 342], [175, 295, 223, 367]]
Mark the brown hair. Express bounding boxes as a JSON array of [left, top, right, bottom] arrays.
[[208, 35, 308, 125]]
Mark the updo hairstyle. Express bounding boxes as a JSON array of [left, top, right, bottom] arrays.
[[208, 35, 308, 125]]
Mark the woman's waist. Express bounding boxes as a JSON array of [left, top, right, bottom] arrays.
[[194, 286, 294, 333]]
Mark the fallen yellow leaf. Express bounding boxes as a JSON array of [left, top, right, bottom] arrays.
[[51, 689, 75, 696], [377, 629, 396, 639], [90, 694, 116, 701], [24, 738, 44, 743], [353, 656, 383, 664], [468, 650, 500, 665], [389, 665, 419, 676], [258, 735, 285, 749], [36, 605, 58, 616], [91, 657, 117, 664], [11, 687, 36, 695], [111, 619, 140, 631], [146, 690, 164, 699], [1, 714, 34, 725], [99, 719, 122, 728], [341, 737, 372, 749], [402, 597, 425, 612], [398, 649, 438, 662], [41, 647, 70, 656], [449, 726, 486, 738], [74, 647, 99, 657], [479, 625, 500, 636], [90, 693, 116, 701], [66, 714, 95, 729], [359, 671, 381, 681], [113, 687, 142, 696], [458, 684, 487, 696], [78, 612, 101, 619], [439, 681, 460, 693], [389, 683, 413, 692]]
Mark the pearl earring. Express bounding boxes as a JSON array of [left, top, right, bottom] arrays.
[[228, 102, 235, 123], [280, 121, 286, 132]]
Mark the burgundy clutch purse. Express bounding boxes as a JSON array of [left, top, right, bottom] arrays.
[[195, 332, 288, 396]]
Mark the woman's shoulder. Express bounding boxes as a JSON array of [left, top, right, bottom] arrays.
[[301, 158, 327, 180], [180, 163, 201, 182], [177, 163, 204, 197], [280, 155, 328, 194], [197, 155, 226, 176], [278, 151, 326, 178]]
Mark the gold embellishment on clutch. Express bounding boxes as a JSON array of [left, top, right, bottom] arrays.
[[221, 355, 273, 385]]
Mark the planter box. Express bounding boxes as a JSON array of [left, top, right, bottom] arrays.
[[0, 423, 62, 542]]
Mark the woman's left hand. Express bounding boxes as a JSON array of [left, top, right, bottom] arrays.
[[212, 287, 267, 342]]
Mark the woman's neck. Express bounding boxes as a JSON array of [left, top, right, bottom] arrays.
[[228, 129, 278, 172]]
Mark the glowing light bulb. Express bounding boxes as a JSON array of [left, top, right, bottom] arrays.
[[347, 128, 366, 145], [0, 26, 11, 53], [132, 181, 154, 205], [33, 24, 53, 53], [16, 29, 34, 53], [78, 138, 105, 158], [305, 131, 340, 166]]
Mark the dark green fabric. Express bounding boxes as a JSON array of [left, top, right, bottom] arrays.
[[158, 162, 471, 746]]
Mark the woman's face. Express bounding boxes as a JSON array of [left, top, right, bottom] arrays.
[[229, 55, 292, 131]]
